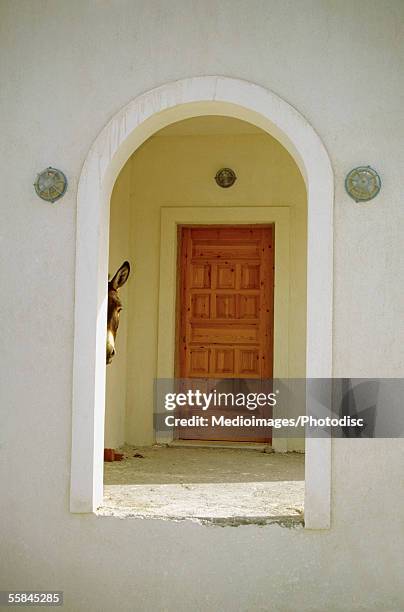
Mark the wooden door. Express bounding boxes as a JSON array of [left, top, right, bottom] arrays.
[[176, 225, 274, 441]]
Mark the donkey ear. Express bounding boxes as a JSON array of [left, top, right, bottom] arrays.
[[110, 261, 130, 289]]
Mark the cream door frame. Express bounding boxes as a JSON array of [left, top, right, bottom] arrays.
[[157, 206, 290, 452]]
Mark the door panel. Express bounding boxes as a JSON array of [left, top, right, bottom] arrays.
[[177, 225, 274, 441]]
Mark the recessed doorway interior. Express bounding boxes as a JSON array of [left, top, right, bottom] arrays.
[[101, 114, 307, 522], [105, 115, 307, 449]]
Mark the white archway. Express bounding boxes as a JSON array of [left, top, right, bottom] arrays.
[[70, 76, 333, 528]]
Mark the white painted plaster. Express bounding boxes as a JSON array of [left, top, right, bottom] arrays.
[[3, 3, 404, 608]]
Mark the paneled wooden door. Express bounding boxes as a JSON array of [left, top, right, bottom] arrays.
[[176, 225, 274, 442]]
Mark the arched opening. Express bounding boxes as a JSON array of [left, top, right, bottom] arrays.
[[105, 115, 307, 447], [102, 115, 307, 522], [70, 77, 333, 528]]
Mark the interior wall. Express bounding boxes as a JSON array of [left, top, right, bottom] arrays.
[[105, 161, 131, 448], [107, 118, 307, 446]]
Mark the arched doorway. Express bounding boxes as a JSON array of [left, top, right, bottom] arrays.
[[70, 77, 333, 528]]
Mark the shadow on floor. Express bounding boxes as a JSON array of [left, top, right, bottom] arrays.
[[100, 446, 305, 521], [104, 445, 305, 485]]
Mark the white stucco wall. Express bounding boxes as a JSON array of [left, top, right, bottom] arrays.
[[1, 1, 404, 610]]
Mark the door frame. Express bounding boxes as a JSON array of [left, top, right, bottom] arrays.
[[156, 207, 290, 449]]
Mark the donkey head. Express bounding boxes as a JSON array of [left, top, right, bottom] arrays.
[[106, 261, 130, 364]]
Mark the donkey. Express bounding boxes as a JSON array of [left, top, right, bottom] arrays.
[[106, 261, 130, 364]]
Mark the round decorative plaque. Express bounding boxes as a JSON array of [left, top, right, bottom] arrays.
[[34, 167, 67, 203], [215, 167, 237, 188], [345, 166, 381, 202]]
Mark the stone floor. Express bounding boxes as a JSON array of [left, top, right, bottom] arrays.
[[98, 445, 304, 525]]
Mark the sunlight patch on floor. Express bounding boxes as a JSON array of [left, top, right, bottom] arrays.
[[98, 446, 304, 523]]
